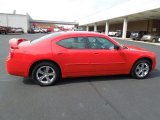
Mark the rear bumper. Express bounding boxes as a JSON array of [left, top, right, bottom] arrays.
[[6, 57, 29, 77]]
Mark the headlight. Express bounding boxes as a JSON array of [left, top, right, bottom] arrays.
[[158, 38, 160, 42]]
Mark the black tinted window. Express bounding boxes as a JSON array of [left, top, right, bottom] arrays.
[[57, 37, 87, 49]]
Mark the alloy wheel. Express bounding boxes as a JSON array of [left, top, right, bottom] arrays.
[[36, 66, 56, 84], [135, 63, 149, 78]]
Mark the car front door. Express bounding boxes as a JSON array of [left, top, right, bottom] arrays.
[[87, 37, 127, 75]]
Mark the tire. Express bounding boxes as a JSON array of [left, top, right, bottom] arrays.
[[31, 62, 60, 86], [131, 59, 151, 79], [152, 39, 156, 43]]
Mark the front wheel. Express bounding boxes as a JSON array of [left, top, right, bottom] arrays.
[[31, 62, 60, 86], [131, 59, 151, 79]]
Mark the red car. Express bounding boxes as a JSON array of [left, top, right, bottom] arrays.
[[6, 31, 156, 86]]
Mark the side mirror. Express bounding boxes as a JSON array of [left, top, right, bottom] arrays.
[[114, 45, 120, 50]]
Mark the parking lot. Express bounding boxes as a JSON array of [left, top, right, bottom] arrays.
[[0, 33, 160, 120]]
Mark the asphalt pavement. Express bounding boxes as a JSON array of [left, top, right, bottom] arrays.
[[0, 33, 160, 120]]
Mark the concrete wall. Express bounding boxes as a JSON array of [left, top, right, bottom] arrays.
[[101, 20, 154, 32], [109, 24, 123, 31], [97, 25, 105, 33], [87, 19, 160, 35], [128, 20, 150, 32], [89, 26, 94, 31], [106, 20, 154, 32], [0, 14, 29, 33], [152, 19, 160, 32]]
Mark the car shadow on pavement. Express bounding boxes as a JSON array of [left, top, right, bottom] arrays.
[[23, 78, 37, 85], [22, 75, 130, 86], [149, 69, 160, 78], [56, 75, 130, 86], [54, 69, 160, 86]]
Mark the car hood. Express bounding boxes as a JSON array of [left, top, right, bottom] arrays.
[[125, 45, 147, 51]]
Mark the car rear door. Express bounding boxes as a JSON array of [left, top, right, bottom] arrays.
[[54, 37, 92, 77]]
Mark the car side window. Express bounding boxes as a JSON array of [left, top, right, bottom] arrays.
[[57, 37, 87, 49], [87, 37, 115, 49]]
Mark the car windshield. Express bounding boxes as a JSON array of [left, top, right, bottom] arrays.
[[31, 32, 63, 44]]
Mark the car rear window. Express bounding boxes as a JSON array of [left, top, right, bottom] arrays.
[[31, 32, 63, 44]]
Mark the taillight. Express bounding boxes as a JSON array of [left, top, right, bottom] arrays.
[[9, 49, 14, 58]]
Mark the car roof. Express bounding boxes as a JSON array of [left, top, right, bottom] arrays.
[[57, 31, 106, 36]]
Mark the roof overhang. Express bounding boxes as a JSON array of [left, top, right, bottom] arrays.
[[79, 0, 160, 26], [30, 20, 78, 25]]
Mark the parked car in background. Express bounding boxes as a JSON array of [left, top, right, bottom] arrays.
[[108, 31, 117, 36], [33, 28, 41, 33], [6, 31, 156, 86], [10, 28, 16, 33], [130, 31, 148, 40], [141, 33, 160, 43], [115, 30, 131, 38], [28, 27, 49, 34], [41, 28, 48, 33], [74, 27, 84, 31], [47, 27, 54, 32], [54, 28, 59, 32], [27, 28, 35, 34], [0, 26, 11, 34], [33, 28, 48, 33], [15, 28, 24, 33]]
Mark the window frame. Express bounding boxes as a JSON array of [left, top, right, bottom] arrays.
[[56, 36, 117, 50]]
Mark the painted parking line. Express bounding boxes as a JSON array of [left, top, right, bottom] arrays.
[[112, 37, 160, 46]]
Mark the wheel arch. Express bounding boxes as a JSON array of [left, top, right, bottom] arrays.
[[130, 57, 153, 73], [29, 59, 62, 78]]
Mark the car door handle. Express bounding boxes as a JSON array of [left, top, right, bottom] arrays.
[[57, 52, 63, 55], [94, 53, 99, 54]]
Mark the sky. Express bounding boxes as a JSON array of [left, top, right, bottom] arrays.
[[0, 0, 128, 22]]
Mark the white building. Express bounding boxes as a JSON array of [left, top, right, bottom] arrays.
[[0, 12, 78, 33], [0, 13, 30, 33], [79, 0, 160, 38]]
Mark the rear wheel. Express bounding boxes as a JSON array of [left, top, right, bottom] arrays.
[[31, 62, 60, 86], [131, 59, 151, 79]]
